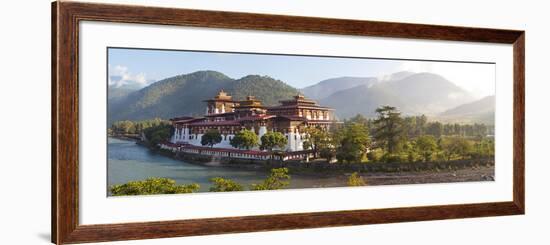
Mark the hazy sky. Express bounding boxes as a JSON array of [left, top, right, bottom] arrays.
[[108, 48, 495, 98]]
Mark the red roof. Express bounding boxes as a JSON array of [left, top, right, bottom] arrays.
[[273, 115, 308, 121], [188, 120, 241, 126], [267, 105, 333, 110], [173, 117, 205, 124], [307, 120, 340, 123], [202, 98, 237, 102], [204, 112, 235, 117], [170, 116, 195, 121], [237, 115, 275, 121]]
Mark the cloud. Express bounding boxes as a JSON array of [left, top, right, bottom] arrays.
[[108, 65, 152, 88]]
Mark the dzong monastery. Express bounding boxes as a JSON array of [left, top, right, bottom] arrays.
[[162, 90, 339, 161]]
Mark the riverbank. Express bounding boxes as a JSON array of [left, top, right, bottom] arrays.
[[148, 139, 494, 181], [360, 165, 494, 185], [284, 165, 495, 188], [109, 134, 141, 141], [108, 137, 495, 193], [168, 147, 494, 173], [176, 151, 495, 185]]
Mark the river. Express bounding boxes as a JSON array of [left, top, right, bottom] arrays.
[[107, 137, 350, 193], [108, 137, 493, 195]]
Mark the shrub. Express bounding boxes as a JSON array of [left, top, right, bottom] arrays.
[[347, 172, 367, 186], [381, 153, 407, 163], [251, 168, 290, 190], [110, 177, 200, 196], [209, 177, 244, 192], [366, 148, 384, 162]]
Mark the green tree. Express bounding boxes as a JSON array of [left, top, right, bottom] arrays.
[[426, 122, 443, 138], [110, 177, 200, 196], [348, 114, 369, 127], [303, 140, 313, 151], [417, 114, 428, 135], [143, 124, 173, 147], [111, 118, 170, 136], [402, 140, 418, 162], [260, 131, 288, 151], [201, 129, 223, 147], [335, 123, 370, 163], [415, 135, 438, 162], [471, 138, 495, 158], [347, 172, 366, 186], [319, 148, 336, 162], [440, 137, 473, 161], [366, 148, 385, 162], [403, 116, 417, 138], [112, 120, 136, 134], [373, 106, 404, 154], [209, 177, 244, 192], [251, 168, 290, 190], [230, 129, 259, 150], [303, 126, 332, 158]]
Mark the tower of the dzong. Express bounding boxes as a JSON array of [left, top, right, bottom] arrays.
[[203, 90, 238, 115]]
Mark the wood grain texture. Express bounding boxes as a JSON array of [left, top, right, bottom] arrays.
[[64, 202, 521, 244], [53, 1, 80, 244], [62, 1, 523, 43], [513, 33, 525, 213], [51, 1, 525, 244], [51, 1, 58, 243]]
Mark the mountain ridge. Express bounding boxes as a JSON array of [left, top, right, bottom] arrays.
[[435, 95, 495, 124], [319, 72, 474, 119], [300, 76, 379, 100], [108, 70, 489, 125], [108, 71, 299, 124]]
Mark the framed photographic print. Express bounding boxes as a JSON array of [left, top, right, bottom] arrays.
[[52, 1, 525, 244]]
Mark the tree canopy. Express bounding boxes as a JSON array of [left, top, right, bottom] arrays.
[[251, 168, 290, 190], [110, 177, 200, 196], [414, 135, 438, 162], [373, 106, 404, 154], [111, 118, 169, 135], [209, 177, 244, 192], [201, 129, 223, 147], [143, 124, 173, 147], [326, 107, 493, 164], [302, 126, 332, 155], [230, 129, 259, 150], [335, 122, 370, 163], [260, 131, 288, 151], [439, 136, 473, 161]]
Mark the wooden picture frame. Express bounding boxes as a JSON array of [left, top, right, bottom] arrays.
[[52, 1, 525, 244]]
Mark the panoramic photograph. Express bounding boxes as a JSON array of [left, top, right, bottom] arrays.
[[107, 47, 495, 196]]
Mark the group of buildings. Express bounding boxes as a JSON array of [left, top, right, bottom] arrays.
[[162, 90, 338, 161]]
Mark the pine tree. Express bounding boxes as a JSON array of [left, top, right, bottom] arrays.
[[373, 106, 404, 154]]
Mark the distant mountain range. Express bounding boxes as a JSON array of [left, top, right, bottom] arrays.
[[300, 77, 379, 100], [300, 71, 416, 101], [319, 72, 474, 119], [108, 76, 154, 103], [436, 96, 495, 124], [108, 70, 494, 125], [108, 86, 138, 104]]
